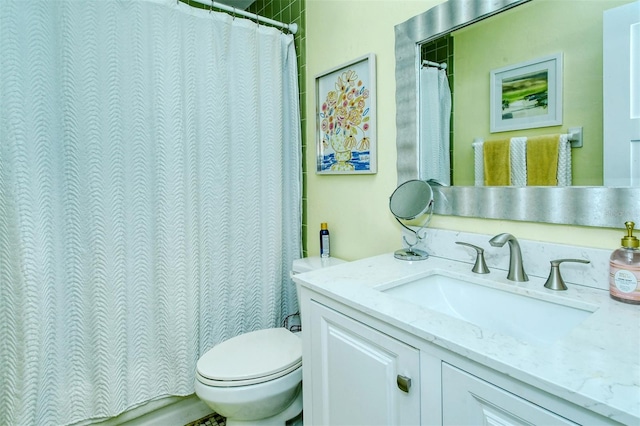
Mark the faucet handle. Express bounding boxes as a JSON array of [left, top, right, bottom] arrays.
[[544, 259, 590, 291], [456, 242, 490, 274]]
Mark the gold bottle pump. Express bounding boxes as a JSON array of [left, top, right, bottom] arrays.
[[621, 221, 639, 248]]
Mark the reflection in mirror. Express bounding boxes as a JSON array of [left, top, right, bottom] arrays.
[[419, 0, 632, 187], [389, 180, 434, 261], [395, 0, 640, 228], [420, 60, 451, 185]]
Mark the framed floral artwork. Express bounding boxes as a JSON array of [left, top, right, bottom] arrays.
[[315, 54, 377, 174], [490, 53, 563, 133]]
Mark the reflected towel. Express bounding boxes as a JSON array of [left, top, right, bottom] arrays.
[[483, 139, 511, 185], [527, 134, 560, 185], [510, 137, 527, 187], [557, 134, 572, 186], [472, 139, 484, 186], [419, 67, 452, 184]]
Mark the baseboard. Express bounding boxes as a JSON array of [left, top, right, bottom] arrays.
[[91, 394, 213, 426], [123, 394, 213, 426]]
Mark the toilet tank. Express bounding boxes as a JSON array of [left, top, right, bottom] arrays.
[[291, 256, 346, 315], [291, 256, 346, 275]]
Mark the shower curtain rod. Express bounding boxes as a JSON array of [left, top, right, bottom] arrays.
[[422, 60, 447, 70], [189, 0, 298, 34]]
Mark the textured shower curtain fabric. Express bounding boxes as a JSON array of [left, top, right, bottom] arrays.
[[419, 67, 452, 185], [0, 0, 302, 424]]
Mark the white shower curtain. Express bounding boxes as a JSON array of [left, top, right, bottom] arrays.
[[419, 67, 452, 185], [0, 0, 302, 424]]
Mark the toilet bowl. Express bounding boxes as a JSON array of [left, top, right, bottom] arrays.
[[194, 257, 345, 425], [195, 328, 302, 425]]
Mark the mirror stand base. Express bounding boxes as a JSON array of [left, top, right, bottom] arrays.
[[394, 248, 429, 261]]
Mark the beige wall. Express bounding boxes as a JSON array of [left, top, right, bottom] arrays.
[[306, 0, 621, 262]]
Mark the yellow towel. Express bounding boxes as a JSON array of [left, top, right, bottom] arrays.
[[483, 139, 510, 186], [527, 134, 559, 186]]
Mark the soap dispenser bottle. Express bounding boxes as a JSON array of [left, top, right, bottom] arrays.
[[609, 221, 640, 304]]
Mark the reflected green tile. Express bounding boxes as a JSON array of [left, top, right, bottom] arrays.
[[286, 5, 294, 23], [300, 47, 306, 70], [291, 0, 300, 18]]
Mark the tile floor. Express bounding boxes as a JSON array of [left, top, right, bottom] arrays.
[[184, 412, 226, 426], [184, 411, 304, 426]]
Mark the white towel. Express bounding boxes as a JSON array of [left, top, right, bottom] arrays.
[[419, 67, 452, 185], [472, 139, 484, 186], [557, 134, 572, 186], [510, 137, 527, 187]]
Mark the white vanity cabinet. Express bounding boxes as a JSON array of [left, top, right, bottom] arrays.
[[302, 292, 619, 426], [306, 300, 421, 425], [442, 363, 577, 425]]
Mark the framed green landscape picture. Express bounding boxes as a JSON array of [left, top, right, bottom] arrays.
[[490, 53, 563, 133]]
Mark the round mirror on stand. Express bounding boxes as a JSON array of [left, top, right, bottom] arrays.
[[389, 180, 434, 261]]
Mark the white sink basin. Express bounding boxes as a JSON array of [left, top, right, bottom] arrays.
[[381, 273, 595, 346]]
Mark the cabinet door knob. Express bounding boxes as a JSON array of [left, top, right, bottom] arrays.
[[397, 374, 412, 393]]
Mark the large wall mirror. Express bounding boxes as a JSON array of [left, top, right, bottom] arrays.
[[395, 0, 639, 228]]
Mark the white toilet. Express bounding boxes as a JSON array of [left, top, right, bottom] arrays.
[[194, 256, 345, 426]]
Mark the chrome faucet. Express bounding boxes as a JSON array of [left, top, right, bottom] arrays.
[[489, 233, 528, 282]]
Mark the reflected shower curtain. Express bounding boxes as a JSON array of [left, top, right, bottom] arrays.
[[0, 0, 302, 424], [419, 67, 451, 185]]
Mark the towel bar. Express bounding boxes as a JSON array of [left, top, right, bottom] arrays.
[[567, 126, 583, 148], [472, 128, 583, 149]]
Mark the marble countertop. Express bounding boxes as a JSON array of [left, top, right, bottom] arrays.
[[294, 253, 640, 424]]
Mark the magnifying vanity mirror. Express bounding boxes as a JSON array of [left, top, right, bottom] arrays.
[[389, 180, 434, 261], [395, 0, 640, 228]]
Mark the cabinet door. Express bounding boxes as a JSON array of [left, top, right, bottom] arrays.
[[442, 363, 577, 425], [308, 301, 420, 426]]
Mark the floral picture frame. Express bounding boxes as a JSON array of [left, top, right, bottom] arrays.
[[490, 53, 563, 133], [315, 54, 377, 174]]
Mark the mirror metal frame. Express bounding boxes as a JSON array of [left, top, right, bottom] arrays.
[[395, 0, 639, 228]]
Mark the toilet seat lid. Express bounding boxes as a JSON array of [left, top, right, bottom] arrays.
[[197, 328, 301, 383]]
